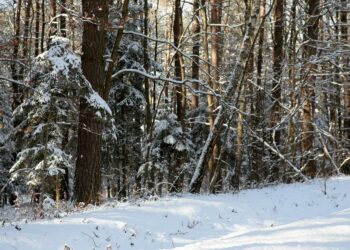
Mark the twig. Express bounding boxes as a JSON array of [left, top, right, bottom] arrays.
[[82, 232, 101, 248]]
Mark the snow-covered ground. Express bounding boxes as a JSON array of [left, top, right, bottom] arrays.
[[1, 177, 350, 250]]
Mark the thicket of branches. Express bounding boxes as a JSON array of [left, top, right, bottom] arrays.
[[0, 0, 349, 207]]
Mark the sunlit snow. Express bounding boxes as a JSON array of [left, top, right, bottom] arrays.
[[1, 177, 350, 249]]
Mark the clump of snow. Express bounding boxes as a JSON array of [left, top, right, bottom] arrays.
[[87, 91, 112, 115], [42, 196, 56, 211], [155, 119, 169, 134], [36, 36, 80, 77], [164, 135, 176, 145]]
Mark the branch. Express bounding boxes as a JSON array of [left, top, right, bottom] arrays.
[[112, 68, 218, 97], [0, 76, 38, 93], [246, 125, 308, 181], [103, 0, 130, 100]]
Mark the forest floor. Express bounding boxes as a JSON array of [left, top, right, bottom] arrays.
[[1, 177, 350, 250]]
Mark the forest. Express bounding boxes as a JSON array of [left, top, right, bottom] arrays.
[[0, 0, 349, 208]]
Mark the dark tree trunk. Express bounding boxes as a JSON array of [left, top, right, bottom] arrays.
[[208, 0, 223, 193], [169, 0, 184, 193], [288, 0, 297, 177], [74, 0, 108, 204], [251, 0, 266, 184], [40, 0, 45, 52], [301, 0, 320, 177], [34, 0, 40, 56], [11, 0, 22, 110], [270, 0, 284, 181], [143, 0, 153, 192], [60, 0, 67, 37]]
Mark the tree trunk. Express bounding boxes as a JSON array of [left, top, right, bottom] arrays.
[[191, 0, 200, 110], [340, 0, 350, 173], [49, 0, 57, 37], [301, 0, 320, 177], [169, 0, 185, 193], [34, 0, 40, 56], [190, 0, 261, 193], [251, 0, 266, 184], [143, 0, 155, 193], [208, 0, 223, 193], [74, 0, 108, 204], [11, 0, 22, 110], [144, 0, 151, 133], [233, 84, 246, 189], [21, 0, 32, 76], [270, 0, 284, 181], [60, 0, 67, 37], [199, 0, 215, 192], [288, 0, 297, 174], [40, 0, 45, 52]]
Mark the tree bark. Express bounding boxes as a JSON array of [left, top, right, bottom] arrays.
[[233, 84, 246, 189], [74, 0, 108, 204], [190, 0, 261, 193], [49, 0, 57, 37], [21, 0, 32, 77], [191, 0, 200, 110], [169, 0, 185, 193], [288, 0, 297, 172], [340, 0, 350, 173], [11, 0, 22, 110], [270, 0, 284, 181], [60, 0, 67, 37], [34, 0, 40, 56], [40, 0, 45, 52], [199, 0, 215, 191], [251, 0, 266, 184], [301, 0, 320, 177], [144, 0, 151, 133], [143, 0, 154, 192], [233, 0, 252, 189], [208, 0, 223, 193]]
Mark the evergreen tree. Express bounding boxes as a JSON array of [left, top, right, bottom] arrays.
[[0, 81, 14, 204], [10, 37, 110, 200]]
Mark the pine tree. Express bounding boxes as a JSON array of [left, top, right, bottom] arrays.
[[0, 81, 14, 204], [11, 37, 110, 202]]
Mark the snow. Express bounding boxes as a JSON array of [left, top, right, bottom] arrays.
[[164, 135, 176, 145], [36, 36, 80, 77], [88, 91, 112, 115], [2, 177, 350, 249], [0, 0, 9, 9]]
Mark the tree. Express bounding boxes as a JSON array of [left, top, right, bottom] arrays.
[[270, 0, 284, 181], [208, 0, 223, 192], [10, 37, 102, 204], [250, 0, 266, 184], [49, 0, 57, 37], [34, 0, 41, 56], [169, 0, 186, 193], [0, 81, 14, 204], [301, 0, 320, 177], [340, 0, 350, 173], [74, 0, 109, 203], [191, 0, 200, 110], [190, 0, 263, 193], [11, 0, 22, 110]]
